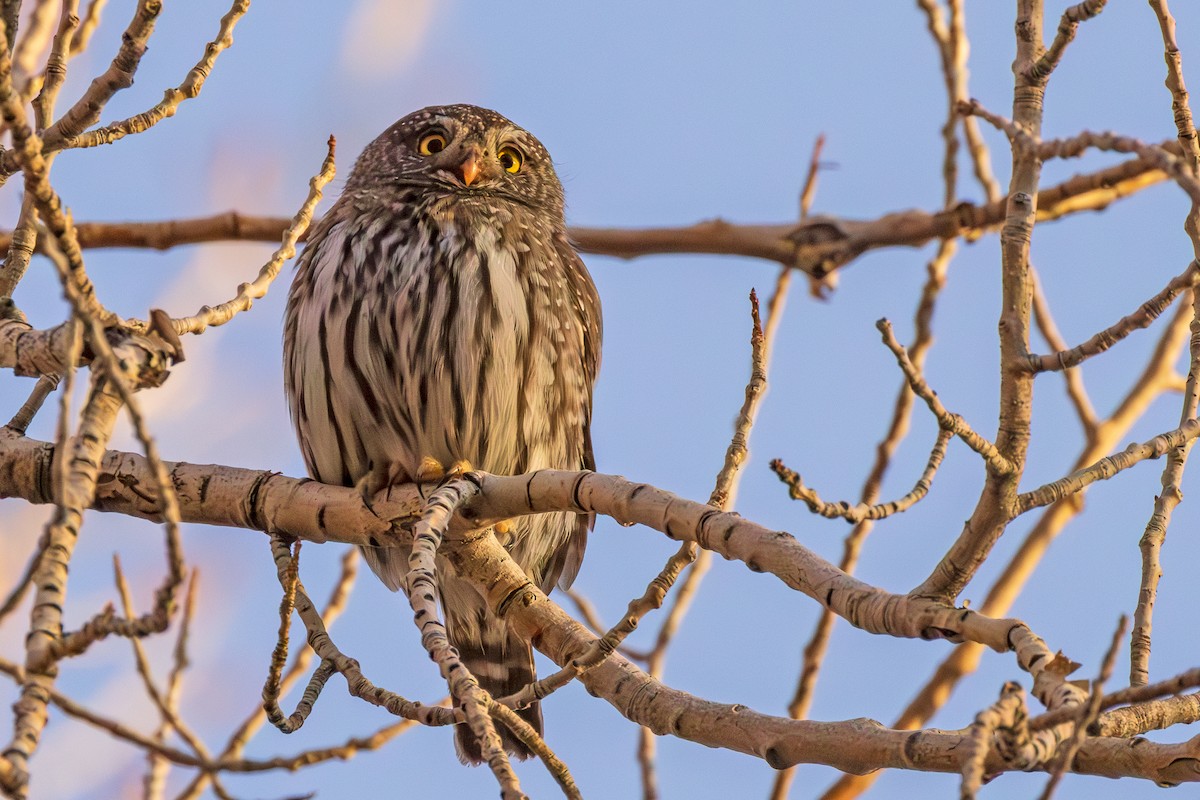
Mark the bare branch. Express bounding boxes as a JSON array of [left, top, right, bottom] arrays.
[[771, 428, 951, 523], [1, 372, 126, 795], [0, 193, 38, 297], [12, 0, 59, 92], [1030, 268, 1098, 434], [31, 0, 81, 132], [403, 478, 530, 799], [68, 0, 250, 150], [1090, 692, 1200, 738], [1129, 0, 1200, 692], [29, 0, 160, 162], [0, 432, 1057, 664], [0, 19, 112, 324], [1038, 616, 1126, 800], [877, 318, 1015, 474], [1031, 667, 1200, 732], [68, 0, 107, 59], [961, 682, 1029, 800], [1148, 0, 1200, 232], [1025, 0, 1108, 85], [1017, 419, 1200, 513], [1024, 261, 1199, 374], [0, 539, 43, 624], [171, 136, 337, 337], [825, 294, 1193, 798], [1132, 287, 1200, 686], [0, 149, 1169, 277]]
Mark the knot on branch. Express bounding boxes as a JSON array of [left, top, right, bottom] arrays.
[[99, 323, 178, 390], [786, 215, 864, 277], [0, 296, 26, 323]]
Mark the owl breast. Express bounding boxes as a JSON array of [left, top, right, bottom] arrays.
[[286, 199, 587, 493]]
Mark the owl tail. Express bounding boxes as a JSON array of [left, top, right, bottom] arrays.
[[360, 544, 543, 763], [451, 619, 542, 765]]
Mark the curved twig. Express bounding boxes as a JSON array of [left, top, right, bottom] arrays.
[[771, 428, 952, 523]]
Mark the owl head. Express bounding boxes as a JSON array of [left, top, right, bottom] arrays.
[[346, 104, 566, 214]]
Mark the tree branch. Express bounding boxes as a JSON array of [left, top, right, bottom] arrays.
[[0, 148, 1171, 277]]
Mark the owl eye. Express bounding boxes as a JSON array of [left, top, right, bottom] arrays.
[[418, 132, 447, 155], [498, 146, 523, 174]]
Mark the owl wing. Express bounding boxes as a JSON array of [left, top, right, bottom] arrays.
[[550, 240, 603, 591]]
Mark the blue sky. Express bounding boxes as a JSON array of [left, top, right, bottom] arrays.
[[1, 1, 1198, 798]]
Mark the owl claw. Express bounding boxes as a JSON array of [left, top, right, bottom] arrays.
[[356, 472, 382, 511], [357, 461, 409, 509], [492, 518, 517, 545], [415, 456, 445, 486], [418, 458, 508, 533], [416, 457, 473, 487]]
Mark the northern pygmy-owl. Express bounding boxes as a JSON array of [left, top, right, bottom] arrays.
[[283, 105, 602, 763]]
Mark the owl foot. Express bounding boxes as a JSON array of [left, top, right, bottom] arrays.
[[415, 457, 475, 499], [356, 460, 410, 511], [413, 459, 513, 535], [491, 518, 518, 546]]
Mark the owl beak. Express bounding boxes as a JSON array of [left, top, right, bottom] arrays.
[[459, 153, 481, 186]]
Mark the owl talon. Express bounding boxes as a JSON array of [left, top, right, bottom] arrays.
[[356, 472, 382, 509], [357, 461, 409, 508], [492, 518, 516, 544], [416, 457, 474, 492], [416, 455, 446, 485]]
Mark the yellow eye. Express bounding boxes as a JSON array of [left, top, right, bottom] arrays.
[[498, 146, 523, 173], [418, 132, 447, 155]]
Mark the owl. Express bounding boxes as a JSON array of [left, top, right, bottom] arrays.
[[283, 104, 602, 763]]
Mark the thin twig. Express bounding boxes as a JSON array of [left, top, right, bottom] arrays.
[[1030, 666, 1200, 731], [5, 374, 59, 434], [1129, 0, 1200, 690], [68, 0, 107, 58], [1017, 419, 1200, 513], [1025, 0, 1109, 85], [877, 318, 1015, 474], [1030, 267, 1098, 436], [262, 539, 332, 734], [112, 557, 211, 796], [771, 428, 951, 523], [1038, 616, 1126, 799], [70, 0, 249, 150], [960, 682, 1030, 800], [170, 136, 336, 336], [31, 0, 80, 131], [0, 541, 44, 624], [401, 480, 526, 799], [145, 567, 199, 800], [1131, 288, 1200, 686], [175, 550, 363, 800], [1024, 260, 1200, 374]]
